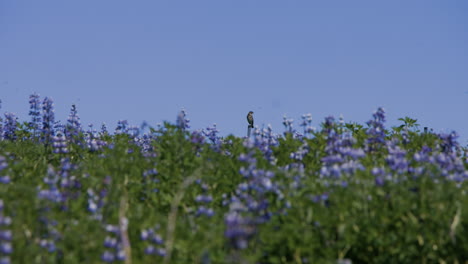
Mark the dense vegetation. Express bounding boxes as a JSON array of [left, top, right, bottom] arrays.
[[0, 95, 467, 263]]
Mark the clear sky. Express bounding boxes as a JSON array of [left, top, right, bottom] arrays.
[[1, 1, 467, 142]]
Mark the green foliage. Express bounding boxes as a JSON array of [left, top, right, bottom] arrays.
[[0, 119, 467, 264]]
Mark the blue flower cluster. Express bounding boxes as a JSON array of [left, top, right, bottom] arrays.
[[2, 113, 17, 141], [176, 109, 190, 131], [0, 156, 9, 184], [29, 93, 42, 139], [0, 200, 12, 264], [366, 107, 386, 151], [65, 104, 82, 144], [52, 132, 68, 154], [41, 97, 55, 144], [223, 150, 283, 251], [141, 226, 166, 257], [101, 224, 126, 262], [320, 117, 365, 183]]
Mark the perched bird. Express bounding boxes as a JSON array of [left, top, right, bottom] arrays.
[[247, 111, 254, 128]]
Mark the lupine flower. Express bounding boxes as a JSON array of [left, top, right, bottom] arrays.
[[366, 107, 386, 152], [195, 194, 213, 203], [246, 125, 279, 165], [195, 194, 215, 217], [191, 130, 205, 145], [84, 132, 104, 152], [100, 123, 109, 136], [41, 97, 55, 144], [87, 175, 110, 220], [371, 167, 387, 186], [439, 131, 460, 154], [35, 166, 65, 253], [282, 115, 294, 135], [101, 224, 126, 262], [141, 226, 166, 257], [133, 133, 153, 155], [203, 124, 222, 151], [290, 142, 309, 161], [319, 117, 365, 182], [0, 200, 12, 263], [224, 150, 282, 252], [29, 93, 42, 139], [115, 120, 128, 135], [52, 132, 68, 154], [65, 104, 82, 144], [53, 120, 64, 134], [300, 113, 315, 136], [37, 166, 62, 203], [0, 100, 3, 139], [386, 140, 409, 175], [87, 187, 107, 220], [0, 157, 9, 184], [224, 210, 256, 249], [176, 109, 190, 130], [126, 126, 139, 138], [2, 113, 17, 141]]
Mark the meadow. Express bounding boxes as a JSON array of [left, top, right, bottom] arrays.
[[0, 95, 467, 264]]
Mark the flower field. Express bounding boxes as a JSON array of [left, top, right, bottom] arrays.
[[0, 95, 467, 263]]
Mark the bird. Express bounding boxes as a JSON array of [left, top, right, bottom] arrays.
[[247, 111, 254, 128]]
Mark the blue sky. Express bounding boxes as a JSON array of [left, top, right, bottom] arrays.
[[1, 1, 467, 142]]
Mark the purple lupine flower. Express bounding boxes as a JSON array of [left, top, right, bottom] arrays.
[[65, 104, 82, 144], [385, 140, 409, 175], [319, 121, 365, 182], [245, 125, 279, 165], [195, 194, 215, 217], [39, 239, 56, 253], [141, 226, 166, 257], [87, 177, 109, 220], [439, 131, 460, 154], [84, 132, 103, 152], [132, 133, 153, 154], [282, 115, 295, 135], [290, 142, 309, 161], [41, 97, 55, 144], [196, 206, 215, 217], [176, 108, 190, 130], [0, 176, 10, 185], [2, 113, 17, 141], [0, 100, 3, 139], [366, 107, 386, 152], [127, 126, 139, 138], [115, 120, 129, 135], [0, 157, 9, 184], [195, 194, 213, 203], [29, 93, 42, 139], [203, 124, 222, 151], [191, 130, 205, 145], [52, 132, 68, 154], [53, 121, 64, 135], [224, 149, 282, 251], [101, 218, 128, 262], [57, 158, 81, 205], [371, 167, 387, 186], [224, 211, 256, 249], [101, 250, 115, 262], [0, 200, 12, 263], [300, 113, 315, 136], [100, 123, 108, 136], [36, 161, 82, 254]]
